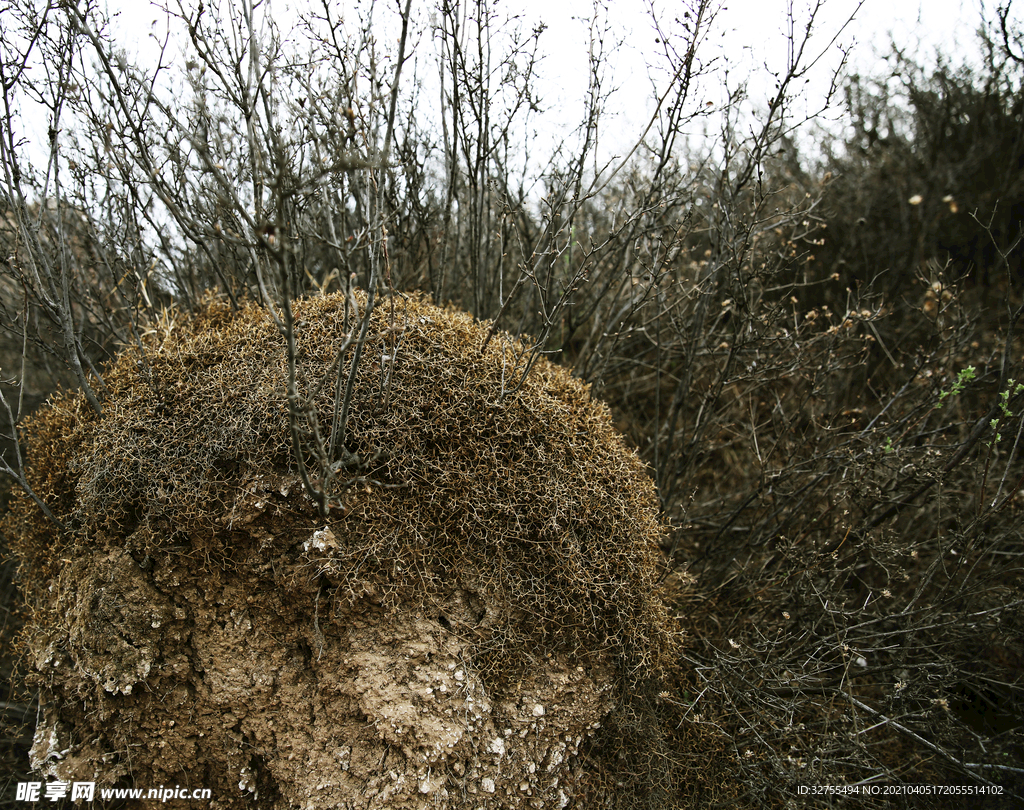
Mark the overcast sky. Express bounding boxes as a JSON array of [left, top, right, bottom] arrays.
[[510, 0, 984, 152], [20, 0, 991, 199], [98, 0, 989, 163]]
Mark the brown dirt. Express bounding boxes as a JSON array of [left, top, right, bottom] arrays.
[[6, 291, 674, 808], [28, 540, 616, 808]]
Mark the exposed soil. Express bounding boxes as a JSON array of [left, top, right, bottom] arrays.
[[29, 537, 615, 808], [7, 292, 672, 808]]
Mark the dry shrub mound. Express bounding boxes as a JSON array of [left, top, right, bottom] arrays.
[[5, 291, 673, 808]]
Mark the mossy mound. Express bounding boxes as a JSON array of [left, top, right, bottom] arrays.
[[5, 290, 673, 807]]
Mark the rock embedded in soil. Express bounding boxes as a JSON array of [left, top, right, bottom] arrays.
[[6, 290, 672, 808]]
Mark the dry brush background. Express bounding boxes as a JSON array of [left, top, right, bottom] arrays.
[[1, 0, 1023, 806]]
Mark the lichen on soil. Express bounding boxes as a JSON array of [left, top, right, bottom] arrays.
[[4, 290, 674, 808]]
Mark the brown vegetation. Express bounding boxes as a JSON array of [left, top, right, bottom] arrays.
[[2, 0, 1023, 807], [4, 292, 672, 807]]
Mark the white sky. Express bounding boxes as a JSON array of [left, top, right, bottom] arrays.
[[99, 0, 987, 163], [17, 0, 994, 200], [508, 0, 983, 154]]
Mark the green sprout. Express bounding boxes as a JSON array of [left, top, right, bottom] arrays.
[[989, 379, 1024, 443], [999, 379, 1024, 418], [934, 366, 976, 409]]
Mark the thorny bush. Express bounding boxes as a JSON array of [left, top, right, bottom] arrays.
[[2, 0, 1023, 807]]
